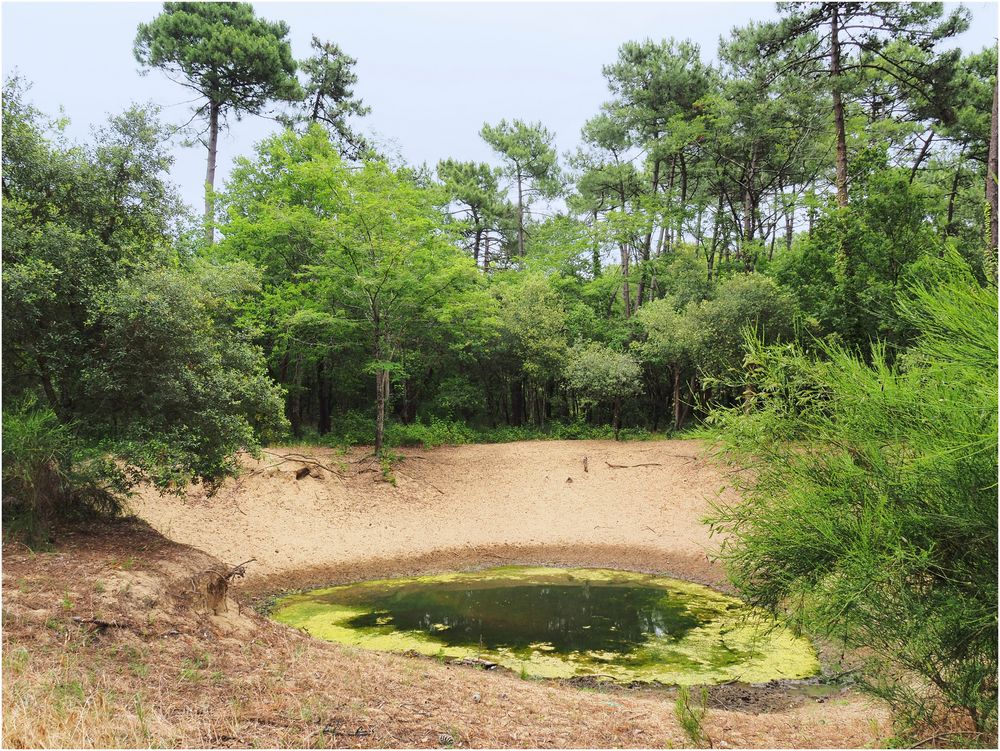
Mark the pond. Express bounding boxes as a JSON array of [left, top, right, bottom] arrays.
[[271, 566, 819, 684]]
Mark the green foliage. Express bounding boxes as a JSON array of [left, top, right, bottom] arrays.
[[705, 260, 998, 735], [565, 342, 642, 405], [481, 118, 561, 256], [285, 36, 369, 158], [89, 263, 287, 488], [2, 398, 129, 541], [2, 81, 285, 500], [637, 273, 797, 389], [134, 2, 300, 116], [220, 127, 476, 451], [480, 119, 561, 199], [775, 170, 946, 352], [674, 685, 710, 747], [312, 414, 662, 450]]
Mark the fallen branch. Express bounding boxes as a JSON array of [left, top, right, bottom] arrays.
[[909, 732, 987, 749], [72, 616, 131, 632], [605, 461, 663, 469], [259, 449, 345, 479], [222, 558, 257, 582], [395, 469, 445, 494]]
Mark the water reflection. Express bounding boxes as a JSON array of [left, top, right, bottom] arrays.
[[346, 582, 703, 653]]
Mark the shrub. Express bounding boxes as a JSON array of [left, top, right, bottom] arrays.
[[2, 399, 129, 541], [705, 260, 997, 736]]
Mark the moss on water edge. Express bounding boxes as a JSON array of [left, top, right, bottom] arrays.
[[271, 567, 820, 685]]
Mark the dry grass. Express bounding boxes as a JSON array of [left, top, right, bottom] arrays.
[[2, 518, 891, 748]]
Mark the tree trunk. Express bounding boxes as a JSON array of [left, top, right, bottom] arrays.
[[784, 185, 795, 251], [204, 100, 220, 245], [672, 368, 683, 431], [591, 209, 602, 277], [620, 244, 632, 318], [693, 204, 705, 255], [655, 223, 667, 256], [742, 153, 758, 272], [708, 194, 722, 281], [830, 5, 849, 208], [473, 223, 484, 267], [987, 78, 998, 279], [290, 354, 303, 437], [637, 158, 661, 303], [373, 316, 388, 455], [317, 360, 332, 435], [375, 367, 388, 454], [516, 170, 525, 256], [665, 157, 677, 252], [909, 130, 934, 184], [641, 159, 661, 260], [35, 355, 62, 419], [946, 156, 963, 237], [511, 379, 525, 426], [678, 151, 689, 244]]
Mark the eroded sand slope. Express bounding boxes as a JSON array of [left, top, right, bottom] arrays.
[[133, 440, 735, 591]]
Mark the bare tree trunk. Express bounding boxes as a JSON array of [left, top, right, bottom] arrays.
[[665, 157, 677, 253], [830, 5, 849, 208], [946, 155, 964, 238], [693, 204, 705, 255], [375, 368, 388, 454], [620, 244, 632, 318], [909, 130, 934, 184], [511, 379, 525, 426], [317, 360, 332, 435], [473, 222, 483, 267], [204, 100, 220, 245], [708, 194, 722, 281], [373, 317, 388, 455], [35, 355, 61, 419], [678, 151, 689, 245], [655, 223, 667, 256], [784, 184, 795, 251], [516, 170, 525, 256], [591, 209, 602, 277], [742, 150, 758, 272], [641, 159, 661, 260]]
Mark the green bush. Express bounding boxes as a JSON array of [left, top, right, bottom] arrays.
[[385, 418, 478, 449], [2, 399, 129, 541], [705, 260, 997, 736], [312, 414, 665, 449]]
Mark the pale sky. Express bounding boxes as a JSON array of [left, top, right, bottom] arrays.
[[3, 1, 997, 213]]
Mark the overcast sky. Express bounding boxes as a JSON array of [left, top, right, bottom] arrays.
[[3, 1, 997, 212]]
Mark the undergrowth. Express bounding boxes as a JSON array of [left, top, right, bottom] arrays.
[[287, 414, 676, 450]]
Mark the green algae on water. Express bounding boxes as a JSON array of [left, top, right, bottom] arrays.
[[271, 566, 819, 685]]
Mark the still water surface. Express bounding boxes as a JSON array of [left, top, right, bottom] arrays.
[[272, 566, 819, 684]]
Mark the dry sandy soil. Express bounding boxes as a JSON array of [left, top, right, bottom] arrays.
[[133, 440, 732, 594], [2, 440, 892, 748]]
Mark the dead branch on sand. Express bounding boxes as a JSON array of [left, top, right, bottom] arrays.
[[604, 461, 663, 469], [258, 450, 346, 480], [189, 558, 257, 615]]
